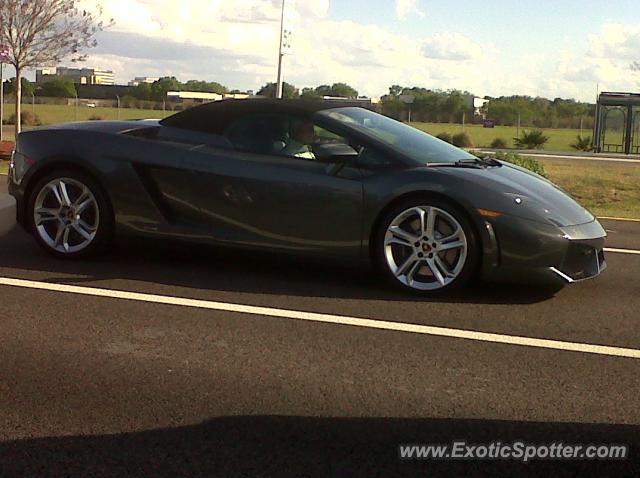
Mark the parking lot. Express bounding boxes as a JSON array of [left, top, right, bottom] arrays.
[[0, 181, 639, 476]]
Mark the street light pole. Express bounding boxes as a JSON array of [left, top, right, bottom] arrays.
[[275, 0, 286, 99]]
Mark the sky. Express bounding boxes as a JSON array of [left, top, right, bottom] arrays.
[[23, 0, 640, 101]]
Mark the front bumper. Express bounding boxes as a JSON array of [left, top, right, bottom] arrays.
[[550, 243, 606, 283], [480, 215, 607, 286]]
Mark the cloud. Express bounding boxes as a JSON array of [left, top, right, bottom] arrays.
[[588, 23, 640, 60], [395, 0, 425, 20], [543, 23, 640, 96], [62, 1, 640, 102], [422, 33, 485, 61], [71, 0, 493, 98]]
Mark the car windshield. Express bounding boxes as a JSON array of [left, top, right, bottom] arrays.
[[318, 107, 477, 165]]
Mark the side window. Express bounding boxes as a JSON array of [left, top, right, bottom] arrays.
[[226, 114, 289, 156], [279, 117, 350, 160], [225, 113, 349, 161]]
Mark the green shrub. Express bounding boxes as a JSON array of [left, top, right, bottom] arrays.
[[88, 115, 104, 121], [570, 135, 592, 152], [436, 132, 452, 143], [452, 132, 473, 148], [490, 138, 508, 149], [513, 130, 549, 149], [5, 111, 41, 126], [493, 152, 547, 178]]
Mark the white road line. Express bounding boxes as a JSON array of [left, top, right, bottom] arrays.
[[600, 216, 640, 223], [605, 247, 640, 255], [1, 276, 639, 360]]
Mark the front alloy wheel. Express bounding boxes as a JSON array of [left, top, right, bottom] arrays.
[[29, 171, 112, 258], [377, 200, 477, 293], [34, 178, 99, 253]]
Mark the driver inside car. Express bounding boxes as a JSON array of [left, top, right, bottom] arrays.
[[281, 119, 317, 160]]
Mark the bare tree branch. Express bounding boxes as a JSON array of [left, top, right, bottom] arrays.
[[0, 0, 112, 135]]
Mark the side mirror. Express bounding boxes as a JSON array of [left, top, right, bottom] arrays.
[[313, 143, 359, 163]]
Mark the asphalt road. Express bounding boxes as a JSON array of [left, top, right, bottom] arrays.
[[0, 181, 639, 477]]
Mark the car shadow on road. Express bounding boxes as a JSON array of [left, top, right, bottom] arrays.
[[0, 415, 637, 477], [0, 230, 562, 305]]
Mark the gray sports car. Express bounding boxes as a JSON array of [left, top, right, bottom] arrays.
[[7, 99, 606, 294]]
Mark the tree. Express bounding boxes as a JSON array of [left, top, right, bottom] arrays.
[[0, 0, 109, 136], [314, 84, 332, 97], [5, 77, 34, 97], [389, 85, 403, 97], [328, 82, 358, 98], [151, 77, 181, 101], [257, 82, 299, 99], [39, 76, 77, 97], [300, 87, 321, 100], [131, 82, 152, 101], [513, 130, 549, 149], [183, 80, 227, 94]]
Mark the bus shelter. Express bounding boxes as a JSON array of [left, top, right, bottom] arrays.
[[593, 92, 640, 155]]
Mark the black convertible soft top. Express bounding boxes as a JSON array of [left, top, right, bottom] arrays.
[[160, 99, 361, 135]]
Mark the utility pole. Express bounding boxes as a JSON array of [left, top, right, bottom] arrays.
[[275, 0, 293, 99], [275, 0, 286, 99]]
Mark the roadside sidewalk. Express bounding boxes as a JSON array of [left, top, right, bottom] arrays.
[[474, 149, 640, 164]]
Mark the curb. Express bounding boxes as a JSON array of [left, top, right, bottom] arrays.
[[599, 216, 640, 223], [475, 150, 640, 164], [0, 194, 16, 236]]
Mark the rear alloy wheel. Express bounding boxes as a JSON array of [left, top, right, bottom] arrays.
[[376, 200, 478, 293], [29, 171, 112, 258]]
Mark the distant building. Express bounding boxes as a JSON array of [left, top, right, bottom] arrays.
[[167, 91, 224, 104], [321, 96, 373, 108], [129, 76, 159, 87], [167, 91, 252, 104], [36, 67, 115, 86]]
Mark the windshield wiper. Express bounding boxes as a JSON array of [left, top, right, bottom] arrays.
[[426, 159, 483, 168], [426, 157, 502, 168], [473, 155, 502, 167]]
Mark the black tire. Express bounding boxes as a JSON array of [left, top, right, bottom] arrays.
[[27, 169, 114, 259], [373, 196, 479, 294]]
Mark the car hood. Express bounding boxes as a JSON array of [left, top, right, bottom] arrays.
[[436, 162, 595, 227]]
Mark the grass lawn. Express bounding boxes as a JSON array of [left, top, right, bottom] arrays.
[[541, 158, 640, 219], [6, 103, 172, 125], [411, 122, 600, 152]]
